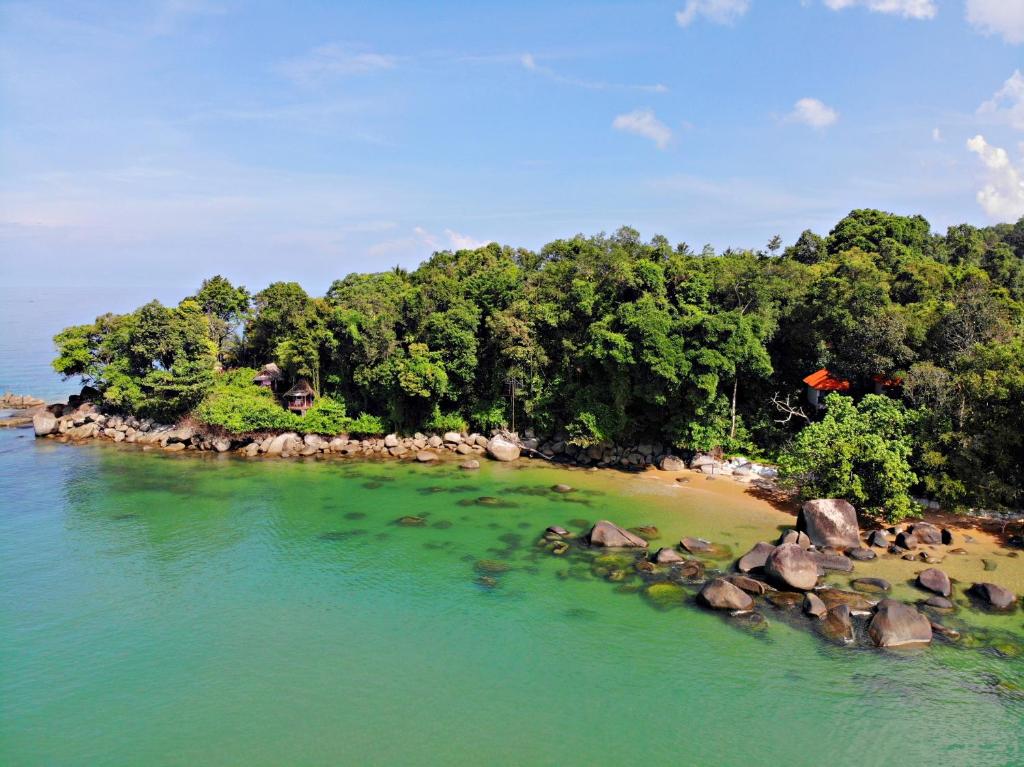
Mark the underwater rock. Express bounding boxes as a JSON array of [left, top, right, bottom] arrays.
[[587, 520, 649, 548], [798, 498, 860, 550], [737, 542, 775, 573], [820, 604, 855, 643], [416, 451, 438, 463], [764, 543, 818, 591], [916, 568, 952, 597], [851, 578, 891, 594], [631, 525, 659, 540], [765, 591, 804, 610], [982, 559, 997, 572], [808, 550, 854, 573], [397, 515, 427, 526], [698, 578, 754, 611], [929, 620, 960, 641], [642, 581, 687, 609], [868, 599, 932, 648], [474, 559, 511, 574], [816, 589, 875, 612], [459, 459, 480, 470], [968, 582, 1017, 610], [551, 484, 574, 493], [923, 595, 955, 612], [680, 536, 712, 554], [546, 525, 570, 537]]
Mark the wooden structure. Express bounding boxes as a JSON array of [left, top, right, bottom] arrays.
[[253, 363, 283, 392], [282, 378, 315, 416], [803, 368, 901, 407]]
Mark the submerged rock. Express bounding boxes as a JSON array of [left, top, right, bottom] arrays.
[[851, 578, 891, 594], [916, 568, 952, 597], [416, 450, 438, 463], [643, 582, 687, 609], [798, 498, 860, 550], [587, 520, 649, 548], [698, 578, 754, 611], [552, 484, 574, 494], [653, 547, 684, 565], [817, 588, 875, 612], [397, 515, 427, 526], [764, 543, 818, 591], [680, 536, 713, 554], [820, 604, 855, 644], [459, 459, 480, 470], [868, 599, 932, 648]]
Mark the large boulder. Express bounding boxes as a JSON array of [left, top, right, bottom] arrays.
[[416, 450, 438, 463], [916, 568, 951, 597], [820, 604, 855, 643], [968, 582, 1017, 610], [737, 542, 775, 573], [868, 599, 932, 648], [797, 499, 860, 550], [653, 547, 685, 565], [658, 455, 686, 471], [587, 520, 648, 548], [383, 433, 399, 448], [443, 431, 462, 444], [265, 432, 298, 456], [486, 436, 521, 462], [764, 543, 819, 591], [32, 411, 58, 436], [908, 522, 942, 545], [698, 578, 754, 611], [803, 592, 827, 619]]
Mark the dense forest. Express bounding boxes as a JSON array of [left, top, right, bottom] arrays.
[[53, 209, 1024, 517]]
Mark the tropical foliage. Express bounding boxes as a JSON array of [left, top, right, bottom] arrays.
[[53, 210, 1024, 516]]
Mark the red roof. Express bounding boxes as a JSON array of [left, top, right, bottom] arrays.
[[803, 368, 851, 392], [871, 374, 903, 388]]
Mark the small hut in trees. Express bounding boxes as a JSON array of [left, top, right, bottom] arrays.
[[253, 363, 283, 392], [282, 378, 316, 416], [802, 368, 850, 408]]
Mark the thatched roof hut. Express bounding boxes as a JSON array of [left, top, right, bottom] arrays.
[[253, 363, 283, 389], [283, 378, 316, 415]]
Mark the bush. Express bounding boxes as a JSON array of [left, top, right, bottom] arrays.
[[346, 413, 386, 437], [300, 396, 349, 435], [469, 403, 506, 432], [425, 406, 467, 434], [195, 372, 300, 433], [778, 393, 919, 522]]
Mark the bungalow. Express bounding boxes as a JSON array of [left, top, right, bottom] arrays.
[[282, 378, 316, 416], [803, 368, 902, 408], [253, 363, 283, 392]]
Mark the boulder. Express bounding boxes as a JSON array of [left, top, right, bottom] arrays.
[[797, 499, 860, 550], [848, 547, 876, 561], [821, 604, 855, 643], [241, 442, 260, 457], [459, 459, 480, 470], [32, 411, 58, 436], [809, 550, 854, 573], [777, 529, 812, 548], [803, 592, 828, 619], [212, 438, 232, 453], [383, 433, 399, 448], [456, 443, 473, 455], [163, 442, 186, 452], [764, 543, 819, 591], [546, 525, 570, 537], [486, 436, 521, 462], [723, 574, 769, 595], [908, 522, 942, 545], [416, 450, 438, 463], [895, 531, 917, 550], [923, 595, 954, 610], [653, 547, 685, 565], [552, 484, 573, 493], [587, 520, 648, 549], [265, 432, 298, 456], [737, 542, 775, 573], [816, 589, 875, 612], [427, 435, 443, 448], [968, 582, 1017, 610], [916, 568, 951, 597], [867, 529, 889, 548], [698, 578, 754, 611], [868, 599, 932, 648], [443, 431, 462, 444], [658, 455, 686, 471]]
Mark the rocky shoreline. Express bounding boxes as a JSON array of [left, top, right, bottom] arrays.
[[23, 389, 773, 479], [543, 500, 1022, 654]]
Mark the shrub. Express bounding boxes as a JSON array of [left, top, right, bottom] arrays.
[[195, 373, 300, 434], [300, 396, 349, 435], [346, 413, 386, 437], [425, 406, 467, 434]]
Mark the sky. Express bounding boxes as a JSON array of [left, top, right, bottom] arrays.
[[2, 0, 1024, 293]]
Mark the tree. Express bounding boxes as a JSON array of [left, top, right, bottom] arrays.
[[188, 275, 250, 362], [779, 393, 919, 521]]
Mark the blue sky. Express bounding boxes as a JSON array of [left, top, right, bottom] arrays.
[[2, 0, 1023, 292]]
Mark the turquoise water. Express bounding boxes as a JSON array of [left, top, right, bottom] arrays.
[[1, 431, 1022, 766]]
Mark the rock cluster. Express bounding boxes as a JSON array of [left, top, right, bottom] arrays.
[[1, 392, 46, 409]]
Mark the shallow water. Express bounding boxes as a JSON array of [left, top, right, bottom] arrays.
[[1, 431, 1022, 766]]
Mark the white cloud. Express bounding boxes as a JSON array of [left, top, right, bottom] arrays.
[[444, 229, 492, 250], [822, 0, 936, 18], [411, 226, 491, 251], [978, 70, 1024, 130], [675, 0, 750, 27], [932, 127, 943, 142], [966, 134, 1024, 221], [966, 0, 1024, 44], [518, 52, 667, 93], [787, 97, 839, 129], [278, 43, 397, 85], [612, 109, 673, 149]]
